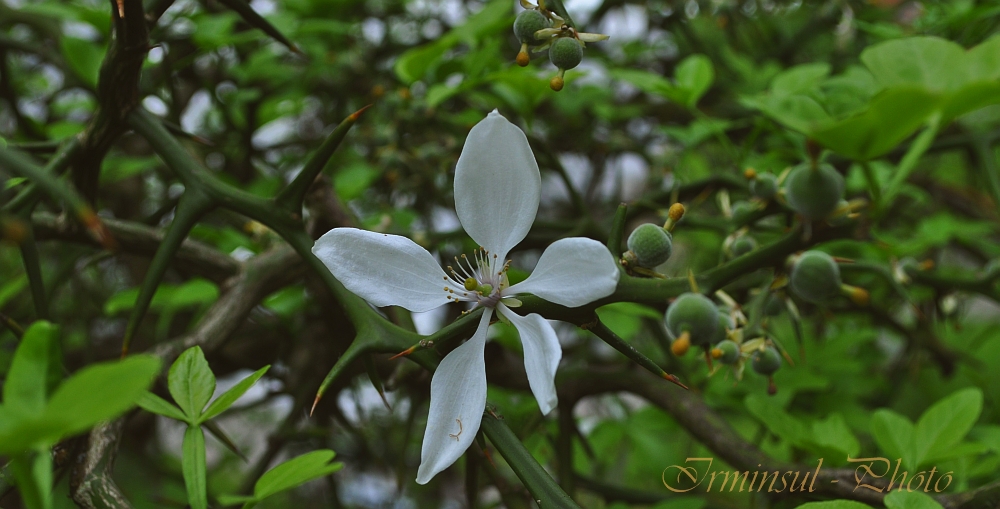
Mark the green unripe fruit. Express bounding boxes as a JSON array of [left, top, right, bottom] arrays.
[[789, 250, 842, 304], [712, 340, 741, 365], [549, 37, 583, 70], [627, 223, 673, 268], [749, 173, 778, 200], [784, 163, 845, 220], [731, 201, 754, 220], [751, 346, 781, 375], [730, 235, 757, 258], [665, 293, 719, 347], [514, 10, 549, 45], [763, 294, 784, 317], [710, 311, 733, 344]]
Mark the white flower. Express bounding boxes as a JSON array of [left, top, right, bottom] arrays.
[[311, 110, 620, 484]]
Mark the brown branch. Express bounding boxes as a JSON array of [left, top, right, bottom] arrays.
[[30, 212, 239, 283], [71, 0, 149, 203], [69, 420, 134, 509]]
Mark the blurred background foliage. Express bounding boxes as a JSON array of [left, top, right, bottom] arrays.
[[1, 0, 1000, 507]]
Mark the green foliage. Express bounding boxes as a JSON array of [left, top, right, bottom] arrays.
[[871, 388, 985, 472], [611, 54, 715, 107], [138, 346, 269, 508], [218, 450, 344, 508], [0, 322, 159, 509], [2, 0, 1000, 507]]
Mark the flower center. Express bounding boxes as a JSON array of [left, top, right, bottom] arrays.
[[443, 247, 511, 308]]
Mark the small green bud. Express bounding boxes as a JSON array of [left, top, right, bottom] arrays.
[[514, 10, 549, 46], [763, 294, 784, 317], [784, 163, 845, 220], [712, 340, 741, 365], [749, 172, 778, 200], [626, 223, 673, 268], [665, 293, 719, 347], [789, 250, 842, 304], [731, 201, 754, 220], [751, 346, 781, 375], [549, 37, 583, 70], [730, 235, 757, 258]]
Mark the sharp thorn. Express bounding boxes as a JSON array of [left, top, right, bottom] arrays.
[[389, 344, 418, 360], [377, 388, 392, 411], [662, 372, 689, 390], [310, 392, 323, 417], [482, 446, 497, 470], [349, 104, 374, 122]]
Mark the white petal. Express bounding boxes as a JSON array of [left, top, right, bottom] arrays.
[[312, 228, 451, 312], [454, 110, 541, 260], [498, 304, 560, 415], [416, 310, 492, 484], [506, 237, 620, 307]]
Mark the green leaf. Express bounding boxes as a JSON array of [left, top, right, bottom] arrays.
[[200, 365, 270, 423], [393, 41, 450, 85], [915, 388, 983, 466], [58, 37, 105, 88], [770, 63, 831, 96], [137, 391, 187, 422], [609, 69, 677, 98], [183, 425, 208, 509], [392, 0, 510, 84], [966, 35, 1000, 82], [165, 279, 220, 309], [674, 54, 714, 107], [43, 355, 161, 437], [216, 495, 255, 506], [9, 449, 53, 509], [596, 302, 662, 341], [871, 409, 914, 469], [744, 394, 807, 445], [859, 36, 1000, 123], [5, 322, 58, 417], [807, 413, 860, 459], [884, 490, 945, 509], [793, 501, 873, 509], [861, 37, 964, 92], [253, 450, 343, 500], [334, 163, 380, 202], [168, 346, 216, 421], [811, 87, 940, 160]]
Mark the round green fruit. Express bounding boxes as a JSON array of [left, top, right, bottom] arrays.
[[549, 37, 583, 70], [731, 200, 754, 218], [514, 10, 549, 45], [627, 223, 673, 268], [712, 340, 741, 365], [749, 173, 778, 200], [710, 311, 733, 344], [784, 163, 845, 220], [752, 346, 781, 375], [790, 250, 842, 304], [665, 293, 719, 347], [763, 294, 784, 317], [730, 235, 757, 258]]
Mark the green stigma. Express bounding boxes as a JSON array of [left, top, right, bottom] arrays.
[[479, 284, 493, 295], [464, 278, 478, 291]]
